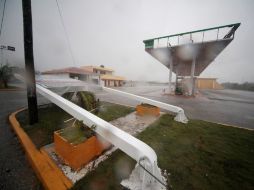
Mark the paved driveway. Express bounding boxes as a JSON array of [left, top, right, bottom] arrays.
[[0, 90, 47, 190]]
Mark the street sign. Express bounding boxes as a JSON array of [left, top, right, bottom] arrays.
[[7, 46, 15, 51], [0, 45, 15, 51]]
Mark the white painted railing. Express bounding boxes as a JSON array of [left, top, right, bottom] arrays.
[[103, 87, 188, 123], [36, 84, 157, 163], [36, 84, 166, 189]]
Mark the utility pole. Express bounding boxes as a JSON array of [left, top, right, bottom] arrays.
[[22, 0, 38, 124]]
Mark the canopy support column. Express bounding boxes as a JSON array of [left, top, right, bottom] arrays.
[[168, 59, 173, 94], [190, 57, 196, 96]]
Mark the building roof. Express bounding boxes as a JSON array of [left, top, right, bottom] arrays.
[[42, 67, 96, 75], [80, 66, 114, 72], [101, 74, 125, 81]]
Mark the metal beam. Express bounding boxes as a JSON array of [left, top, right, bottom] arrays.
[[143, 23, 241, 43]]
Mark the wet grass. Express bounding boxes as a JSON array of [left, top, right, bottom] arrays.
[[71, 150, 136, 190], [0, 85, 21, 89], [17, 104, 70, 148], [58, 126, 88, 145], [140, 103, 157, 108], [72, 114, 254, 190], [96, 102, 135, 121], [138, 114, 254, 190], [17, 102, 134, 148]]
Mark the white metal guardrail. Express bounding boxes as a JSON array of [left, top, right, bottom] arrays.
[[15, 74, 159, 165], [103, 87, 188, 123], [36, 84, 158, 163], [36, 84, 166, 189]]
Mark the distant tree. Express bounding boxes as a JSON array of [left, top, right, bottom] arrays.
[[0, 64, 13, 88], [222, 82, 254, 92]]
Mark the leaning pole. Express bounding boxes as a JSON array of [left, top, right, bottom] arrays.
[[22, 0, 38, 124]]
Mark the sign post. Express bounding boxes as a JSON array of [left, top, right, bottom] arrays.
[[22, 0, 38, 124]]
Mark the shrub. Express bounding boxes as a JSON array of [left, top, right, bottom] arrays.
[[62, 91, 97, 111], [0, 63, 13, 88]]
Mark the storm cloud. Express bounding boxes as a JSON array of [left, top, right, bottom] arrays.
[[0, 0, 254, 83]]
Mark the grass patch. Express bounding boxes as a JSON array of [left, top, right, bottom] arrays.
[[138, 114, 254, 190], [58, 126, 88, 145], [58, 121, 95, 145], [0, 85, 20, 89], [140, 103, 157, 108], [97, 102, 134, 121], [17, 102, 134, 148], [72, 114, 254, 190], [71, 150, 136, 190], [17, 105, 70, 148]]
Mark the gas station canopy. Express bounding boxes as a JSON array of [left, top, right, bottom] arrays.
[[143, 23, 240, 95], [143, 23, 240, 76]]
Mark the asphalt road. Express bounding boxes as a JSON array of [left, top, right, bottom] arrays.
[[0, 90, 47, 190]]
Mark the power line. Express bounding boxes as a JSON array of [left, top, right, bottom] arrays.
[[0, 0, 7, 40], [55, 0, 76, 66]]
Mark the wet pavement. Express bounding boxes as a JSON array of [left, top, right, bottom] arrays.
[[96, 86, 254, 129], [0, 90, 47, 190]]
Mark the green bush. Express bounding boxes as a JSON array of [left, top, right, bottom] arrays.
[[77, 91, 97, 111], [0, 63, 13, 88], [62, 91, 97, 111]]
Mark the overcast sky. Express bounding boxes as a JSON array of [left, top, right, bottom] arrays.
[[1, 0, 254, 82]]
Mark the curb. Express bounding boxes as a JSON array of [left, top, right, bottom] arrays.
[[40, 147, 72, 187], [195, 118, 254, 131], [0, 88, 24, 92], [213, 121, 254, 131], [9, 109, 73, 190]]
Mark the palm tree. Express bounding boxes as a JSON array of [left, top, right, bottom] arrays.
[[0, 64, 12, 88]]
